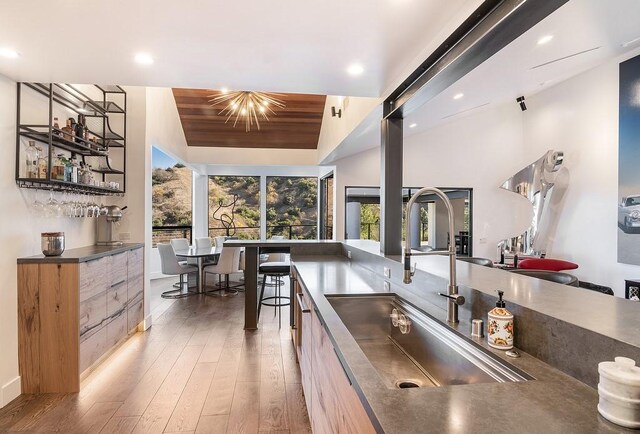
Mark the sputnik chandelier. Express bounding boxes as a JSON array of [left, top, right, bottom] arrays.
[[208, 89, 286, 132]]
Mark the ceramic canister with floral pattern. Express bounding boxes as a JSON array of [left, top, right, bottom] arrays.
[[487, 290, 514, 350]]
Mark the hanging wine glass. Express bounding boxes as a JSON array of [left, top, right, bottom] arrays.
[[32, 189, 45, 216]]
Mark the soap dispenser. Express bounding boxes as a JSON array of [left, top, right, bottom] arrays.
[[488, 290, 514, 350]]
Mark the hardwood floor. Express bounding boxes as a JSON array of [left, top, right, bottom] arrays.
[[0, 279, 311, 434]]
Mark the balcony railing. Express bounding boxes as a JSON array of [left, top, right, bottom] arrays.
[[208, 224, 318, 240], [152, 225, 192, 247], [359, 222, 429, 242]]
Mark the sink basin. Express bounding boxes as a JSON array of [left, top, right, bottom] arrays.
[[326, 295, 533, 389]]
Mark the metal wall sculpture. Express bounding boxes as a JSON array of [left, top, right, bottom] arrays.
[[211, 194, 239, 237], [498, 150, 568, 257]]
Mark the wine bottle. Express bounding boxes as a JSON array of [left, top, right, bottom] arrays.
[[75, 114, 85, 143]]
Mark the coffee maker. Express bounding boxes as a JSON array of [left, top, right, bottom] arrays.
[[96, 205, 127, 246]]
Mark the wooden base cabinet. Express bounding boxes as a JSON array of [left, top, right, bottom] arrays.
[[292, 269, 376, 434], [18, 246, 144, 393]]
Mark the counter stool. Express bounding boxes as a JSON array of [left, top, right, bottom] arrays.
[[258, 261, 291, 328]]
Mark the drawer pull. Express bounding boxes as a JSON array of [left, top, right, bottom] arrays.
[[111, 279, 126, 288], [296, 293, 310, 313]]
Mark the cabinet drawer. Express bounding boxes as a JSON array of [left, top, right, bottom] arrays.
[[79, 292, 107, 343], [80, 326, 107, 373], [128, 299, 143, 332], [79, 256, 108, 302], [128, 247, 143, 279], [109, 252, 128, 286]]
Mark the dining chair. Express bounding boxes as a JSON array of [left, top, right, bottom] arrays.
[[169, 238, 197, 287], [158, 243, 198, 298], [195, 237, 213, 249], [203, 246, 243, 296], [213, 236, 227, 251]]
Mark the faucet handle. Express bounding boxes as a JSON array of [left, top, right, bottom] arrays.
[[438, 292, 466, 306], [410, 262, 416, 277]]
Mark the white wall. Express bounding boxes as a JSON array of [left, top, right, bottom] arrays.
[[334, 48, 640, 297], [317, 96, 381, 163]]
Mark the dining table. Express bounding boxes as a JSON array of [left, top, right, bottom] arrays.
[[174, 246, 220, 293]]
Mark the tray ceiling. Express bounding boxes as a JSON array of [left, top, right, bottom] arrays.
[[173, 88, 326, 149]]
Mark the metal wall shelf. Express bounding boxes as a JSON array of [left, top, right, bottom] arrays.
[[16, 83, 127, 195], [19, 125, 108, 156]]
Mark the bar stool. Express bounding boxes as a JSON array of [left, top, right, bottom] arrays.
[[258, 261, 291, 328]]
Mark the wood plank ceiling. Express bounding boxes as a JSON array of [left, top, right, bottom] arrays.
[[172, 88, 327, 149]]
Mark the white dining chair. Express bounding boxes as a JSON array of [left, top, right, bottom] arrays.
[[158, 243, 198, 298], [203, 246, 242, 296], [195, 237, 213, 249], [213, 236, 227, 251]]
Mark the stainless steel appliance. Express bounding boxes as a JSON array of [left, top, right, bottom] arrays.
[[96, 206, 127, 246], [41, 232, 65, 256]]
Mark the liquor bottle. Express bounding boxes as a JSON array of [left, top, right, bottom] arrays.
[[53, 117, 61, 136], [25, 141, 39, 178], [70, 154, 79, 183], [62, 118, 74, 141], [36, 146, 47, 179], [75, 114, 85, 143]]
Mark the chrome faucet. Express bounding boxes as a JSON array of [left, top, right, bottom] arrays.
[[403, 187, 465, 324]]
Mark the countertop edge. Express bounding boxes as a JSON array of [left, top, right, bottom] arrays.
[[17, 243, 145, 264]]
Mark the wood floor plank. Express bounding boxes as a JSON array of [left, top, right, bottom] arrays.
[[131, 344, 204, 433], [237, 336, 262, 383], [285, 383, 312, 434], [225, 382, 260, 434], [195, 415, 228, 434], [99, 415, 140, 434], [66, 401, 122, 433], [201, 348, 241, 416], [164, 362, 216, 432], [259, 353, 288, 432], [0, 394, 57, 432], [198, 327, 228, 364]]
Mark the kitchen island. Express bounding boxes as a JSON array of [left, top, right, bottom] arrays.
[[286, 240, 640, 433]]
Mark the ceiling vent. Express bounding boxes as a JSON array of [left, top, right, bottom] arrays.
[[530, 46, 601, 70]]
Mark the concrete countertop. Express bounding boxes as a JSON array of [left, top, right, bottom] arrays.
[[17, 243, 144, 264], [291, 254, 630, 434]]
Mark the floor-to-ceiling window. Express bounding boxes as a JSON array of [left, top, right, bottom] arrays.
[[151, 148, 193, 246], [209, 176, 261, 239], [266, 176, 318, 239]]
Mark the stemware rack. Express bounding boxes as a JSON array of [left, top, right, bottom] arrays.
[[15, 83, 127, 195]]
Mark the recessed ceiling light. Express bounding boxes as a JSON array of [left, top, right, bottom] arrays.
[[0, 48, 19, 59], [537, 35, 553, 45], [134, 52, 153, 65], [347, 63, 364, 76], [409, 123, 417, 128], [453, 93, 464, 100]]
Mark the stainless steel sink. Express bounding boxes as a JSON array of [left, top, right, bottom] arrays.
[[326, 295, 533, 389]]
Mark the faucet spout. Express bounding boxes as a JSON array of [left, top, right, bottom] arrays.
[[403, 187, 462, 324]]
